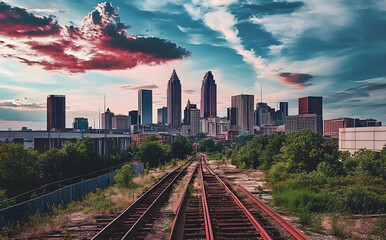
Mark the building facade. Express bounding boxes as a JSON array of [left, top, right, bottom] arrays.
[[47, 95, 66, 131], [227, 107, 237, 126], [200, 71, 217, 118], [339, 126, 386, 153], [231, 94, 254, 134], [324, 118, 355, 138], [183, 99, 197, 125], [138, 89, 152, 125], [299, 96, 323, 134], [101, 108, 114, 130], [0, 131, 130, 155], [167, 69, 182, 129], [285, 114, 322, 134], [157, 107, 168, 125], [73, 117, 88, 130], [112, 115, 129, 130], [128, 110, 138, 126]]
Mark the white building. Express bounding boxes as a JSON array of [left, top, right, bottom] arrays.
[[339, 126, 386, 154]]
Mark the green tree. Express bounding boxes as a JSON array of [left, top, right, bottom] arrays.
[[113, 164, 133, 187], [234, 134, 254, 146], [136, 140, 170, 167], [38, 148, 65, 183], [215, 141, 223, 153], [282, 129, 324, 172], [197, 139, 216, 152], [170, 135, 192, 160], [0, 143, 40, 196]]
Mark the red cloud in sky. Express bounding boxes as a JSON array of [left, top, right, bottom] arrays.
[[0, 2, 61, 37], [278, 72, 313, 88], [0, 2, 190, 73]]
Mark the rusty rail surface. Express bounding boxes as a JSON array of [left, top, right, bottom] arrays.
[[202, 157, 271, 240], [91, 160, 192, 240]]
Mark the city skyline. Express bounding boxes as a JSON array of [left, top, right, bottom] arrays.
[[0, 1, 385, 130]]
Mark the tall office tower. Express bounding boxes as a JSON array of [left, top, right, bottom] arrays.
[[299, 96, 323, 134], [190, 108, 200, 136], [167, 69, 182, 129], [73, 117, 88, 130], [138, 89, 152, 125], [157, 107, 168, 125], [183, 99, 197, 125], [101, 108, 114, 129], [279, 102, 288, 119], [227, 107, 237, 125], [231, 94, 254, 134], [47, 95, 66, 131], [200, 71, 217, 118], [255, 102, 273, 127], [128, 110, 138, 126]]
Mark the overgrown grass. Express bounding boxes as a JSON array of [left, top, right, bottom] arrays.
[[273, 187, 334, 213]]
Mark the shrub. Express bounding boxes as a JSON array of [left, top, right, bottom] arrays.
[[113, 164, 133, 188], [332, 185, 386, 214], [273, 188, 334, 213]]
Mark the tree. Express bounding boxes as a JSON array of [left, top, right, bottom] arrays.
[[0, 143, 40, 196], [38, 148, 65, 183], [234, 134, 254, 146], [197, 139, 216, 152], [282, 129, 324, 172], [171, 135, 192, 160], [215, 141, 223, 153], [113, 164, 133, 187], [136, 140, 170, 167]]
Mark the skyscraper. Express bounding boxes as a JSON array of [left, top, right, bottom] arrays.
[[183, 99, 197, 125], [73, 117, 88, 130], [47, 95, 66, 131], [101, 108, 114, 129], [279, 102, 289, 119], [227, 107, 236, 125], [200, 71, 217, 118], [128, 110, 138, 126], [298, 96, 323, 134], [138, 89, 152, 125], [157, 107, 168, 125], [231, 94, 254, 134], [167, 69, 182, 129]]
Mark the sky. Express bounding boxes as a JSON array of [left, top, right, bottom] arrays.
[[0, 0, 385, 130]]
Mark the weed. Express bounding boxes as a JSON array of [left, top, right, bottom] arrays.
[[310, 214, 322, 233], [298, 205, 312, 225], [188, 185, 196, 195], [331, 214, 343, 236]]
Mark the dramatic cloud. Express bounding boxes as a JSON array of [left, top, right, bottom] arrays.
[[0, 2, 190, 73], [0, 2, 61, 37], [278, 72, 313, 88], [121, 84, 159, 90]]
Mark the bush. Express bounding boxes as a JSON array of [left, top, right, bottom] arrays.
[[273, 188, 334, 213], [332, 185, 386, 214], [113, 164, 133, 188]]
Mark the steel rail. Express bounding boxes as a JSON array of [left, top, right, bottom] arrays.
[[200, 158, 214, 240], [203, 158, 272, 240], [91, 160, 192, 240], [239, 186, 309, 240], [168, 162, 198, 240]]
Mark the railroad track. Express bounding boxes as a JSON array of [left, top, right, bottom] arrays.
[[91, 159, 192, 240], [169, 156, 309, 240]]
